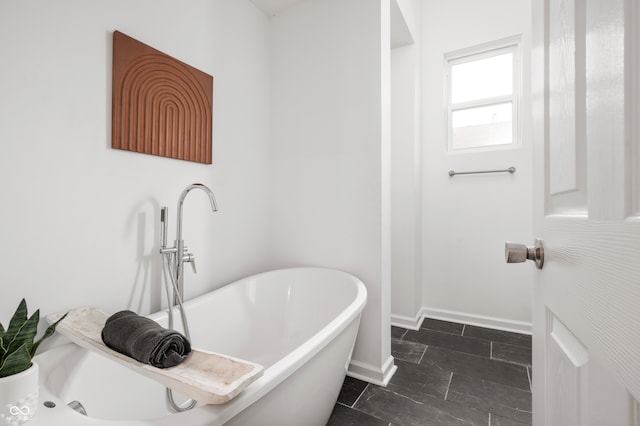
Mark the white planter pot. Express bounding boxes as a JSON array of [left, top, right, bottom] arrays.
[[0, 363, 38, 426]]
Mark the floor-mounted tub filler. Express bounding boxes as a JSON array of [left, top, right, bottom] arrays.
[[34, 267, 367, 425]]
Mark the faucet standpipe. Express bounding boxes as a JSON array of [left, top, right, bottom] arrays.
[[159, 184, 218, 413]]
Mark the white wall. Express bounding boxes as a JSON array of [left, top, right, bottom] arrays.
[[390, 0, 423, 327], [421, 0, 533, 331], [269, 0, 395, 384], [0, 1, 272, 327]]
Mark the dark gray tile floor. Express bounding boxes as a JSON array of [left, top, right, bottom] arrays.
[[327, 319, 532, 426]]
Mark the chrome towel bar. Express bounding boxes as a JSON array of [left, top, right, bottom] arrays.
[[448, 166, 516, 177]]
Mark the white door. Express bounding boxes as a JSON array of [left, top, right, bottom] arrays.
[[528, 0, 640, 424]]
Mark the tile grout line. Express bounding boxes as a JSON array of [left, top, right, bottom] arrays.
[[417, 345, 428, 364], [400, 329, 408, 340], [351, 383, 368, 408], [443, 372, 454, 401]]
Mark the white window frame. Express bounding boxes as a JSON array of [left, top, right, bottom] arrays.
[[445, 36, 521, 152]]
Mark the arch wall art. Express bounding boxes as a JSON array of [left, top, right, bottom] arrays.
[[112, 31, 213, 164]]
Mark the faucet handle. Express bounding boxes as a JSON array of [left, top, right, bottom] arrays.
[[182, 251, 197, 274]]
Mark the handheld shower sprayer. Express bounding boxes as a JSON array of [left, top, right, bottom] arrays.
[[160, 206, 168, 249]]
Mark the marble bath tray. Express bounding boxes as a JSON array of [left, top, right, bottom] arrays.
[[46, 307, 263, 405]]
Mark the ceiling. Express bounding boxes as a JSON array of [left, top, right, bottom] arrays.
[[249, 0, 414, 48], [249, 0, 306, 16]]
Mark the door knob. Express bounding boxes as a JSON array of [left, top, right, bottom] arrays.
[[505, 239, 544, 269]]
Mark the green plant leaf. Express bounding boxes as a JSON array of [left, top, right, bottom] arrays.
[[1, 310, 38, 367], [5, 299, 27, 331], [31, 312, 67, 357], [0, 300, 27, 366], [0, 300, 67, 376], [0, 344, 31, 378], [2, 299, 28, 351]]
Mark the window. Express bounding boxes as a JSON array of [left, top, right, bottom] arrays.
[[445, 38, 520, 151]]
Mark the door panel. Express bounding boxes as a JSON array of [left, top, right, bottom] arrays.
[[547, 0, 587, 214], [548, 0, 583, 198], [533, 0, 640, 424], [546, 313, 587, 426]]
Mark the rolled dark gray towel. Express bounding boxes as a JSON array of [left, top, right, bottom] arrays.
[[101, 310, 191, 368]]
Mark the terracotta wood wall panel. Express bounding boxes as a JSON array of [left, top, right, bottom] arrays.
[[112, 31, 213, 164]]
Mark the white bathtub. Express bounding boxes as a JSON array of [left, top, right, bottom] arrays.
[[32, 267, 367, 426]]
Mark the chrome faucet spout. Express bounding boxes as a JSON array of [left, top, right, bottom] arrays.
[[176, 184, 218, 245], [178, 183, 219, 214], [173, 183, 219, 306]]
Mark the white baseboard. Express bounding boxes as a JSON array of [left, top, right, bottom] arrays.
[[420, 307, 532, 334], [390, 312, 424, 330], [347, 355, 397, 386], [390, 307, 531, 334]]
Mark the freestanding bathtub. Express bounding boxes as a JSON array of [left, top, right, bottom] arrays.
[[32, 267, 367, 426]]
